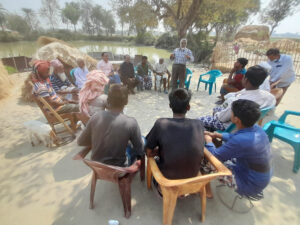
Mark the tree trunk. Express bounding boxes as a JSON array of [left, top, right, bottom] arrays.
[[269, 24, 277, 36], [74, 24, 76, 32], [121, 22, 124, 36]]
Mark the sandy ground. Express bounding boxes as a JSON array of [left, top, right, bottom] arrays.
[[0, 69, 299, 225]]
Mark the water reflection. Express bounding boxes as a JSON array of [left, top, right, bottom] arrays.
[[0, 41, 171, 63]]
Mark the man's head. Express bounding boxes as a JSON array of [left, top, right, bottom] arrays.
[[102, 52, 109, 62], [50, 59, 64, 74], [124, 54, 131, 63], [235, 58, 248, 69], [180, 38, 187, 48], [266, 48, 280, 61], [142, 56, 148, 64], [33, 60, 50, 80], [159, 58, 164, 64], [76, 58, 85, 69], [107, 84, 128, 109], [242, 65, 268, 89], [231, 99, 260, 128], [169, 88, 192, 115]]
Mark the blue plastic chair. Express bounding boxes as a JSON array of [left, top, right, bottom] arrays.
[[177, 68, 193, 90], [197, 70, 223, 95], [218, 106, 274, 133], [263, 110, 300, 173]]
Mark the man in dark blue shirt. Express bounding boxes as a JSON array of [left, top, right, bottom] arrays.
[[204, 99, 272, 196]]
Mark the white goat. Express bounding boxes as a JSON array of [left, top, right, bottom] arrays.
[[23, 120, 56, 148]]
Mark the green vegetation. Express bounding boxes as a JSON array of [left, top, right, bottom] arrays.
[[5, 65, 17, 74]]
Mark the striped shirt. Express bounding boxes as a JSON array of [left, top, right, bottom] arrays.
[[50, 73, 72, 92], [33, 80, 63, 109], [172, 48, 194, 65]]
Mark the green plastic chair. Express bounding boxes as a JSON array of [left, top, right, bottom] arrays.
[[197, 70, 222, 95], [218, 106, 274, 133], [177, 68, 193, 90], [263, 110, 300, 173]]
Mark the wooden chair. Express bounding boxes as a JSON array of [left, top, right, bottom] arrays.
[[147, 148, 231, 225], [74, 147, 145, 218]]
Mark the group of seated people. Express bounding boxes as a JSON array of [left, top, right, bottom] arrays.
[[75, 63, 274, 198]]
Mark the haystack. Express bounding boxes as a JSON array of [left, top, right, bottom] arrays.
[[37, 36, 71, 47], [269, 39, 300, 53], [211, 42, 232, 73], [235, 25, 270, 42], [0, 61, 13, 101], [32, 42, 97, 70], [21, 73, 34, 102]]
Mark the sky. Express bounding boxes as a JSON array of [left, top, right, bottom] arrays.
[[1, 0, 300, 34]]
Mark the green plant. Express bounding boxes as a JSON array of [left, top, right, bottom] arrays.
[[5, 65, 17, 74]]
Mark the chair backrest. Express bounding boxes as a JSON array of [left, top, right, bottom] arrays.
[[83, 159, 141, 183], [185, 67, 193, 81], [207, 70, 222, 82]]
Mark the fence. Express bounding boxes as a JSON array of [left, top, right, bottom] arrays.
[[212, 41, 300, 75], [1, 56, 32, 72]]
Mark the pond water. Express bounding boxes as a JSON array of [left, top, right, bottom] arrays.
[[0, 41, 171, 63]]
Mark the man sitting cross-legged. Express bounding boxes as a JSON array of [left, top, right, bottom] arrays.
[[204, 99, 272, 196], [146, 88, 205, 181], [77, 84, 144, 166], [198, 65, 276, 131], [153, 58, 171, 94]]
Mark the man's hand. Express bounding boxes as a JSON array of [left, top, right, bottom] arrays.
[[170, 54, 175, 60], [109, 71, 114, 76], [204, 131, 222, 140], [204, 134, 213, 143], [185, 54, 191, 60]]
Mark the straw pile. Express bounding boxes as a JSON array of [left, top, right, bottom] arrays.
[[211, 43, 232, 72], [21, 73, 34, 102], [269, 39, 300, 53], [0, 61, 13, 101], [37, 36, 71, 47]]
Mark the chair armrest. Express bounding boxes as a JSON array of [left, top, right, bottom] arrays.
[[199, 73, 209, 79], [266, 121, 300, 133], [278, 110, 300, 123], [187, 74, 192, 82], [148, 148, 231, 188], [73, 146, 92, 160]]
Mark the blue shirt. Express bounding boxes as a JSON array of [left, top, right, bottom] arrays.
[[50, 73, 72, 92], [205, 125, 272, 196], [172, 48, 194, 65]]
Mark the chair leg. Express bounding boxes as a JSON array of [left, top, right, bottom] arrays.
[[293, 147, 300, 173], [214, 83, 216, 93], [90, 172, 97, 209], [162, 187, 178, 225], [209, 84, 213, 95], [147, 158, 152, 189], [200, 187, 207, 222], [140, 155, 145, 181], [197, 81, 200, 91], [118, 175, 132, 218], [205, 83, 207, 91]]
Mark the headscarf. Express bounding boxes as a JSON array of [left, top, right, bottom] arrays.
[[50, 59, 63, 69], [31, 60, 51, 83], [79, 70, 109, 116]]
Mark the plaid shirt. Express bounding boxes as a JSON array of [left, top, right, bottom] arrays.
[[172, 48, 194, 65], [50, 73, 72, 92]]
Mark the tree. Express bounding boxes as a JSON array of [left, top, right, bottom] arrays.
[[112, 0, 132, 36], [149, 0, 204, 39], [22, 8, 39, 31], [6, 13, 31, 34], [40, 0, 60, 30], [260, 0, 300, 35], [102, 10, 116, 36], [0, 3, 7, 31], [80, 0, 94, 35], [90, 5, 105, 35], [61, 2, 81, 31]]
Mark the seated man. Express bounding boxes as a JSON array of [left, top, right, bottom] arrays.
[[136, 56, 153, 91], [153, 58, 171, 94], [50, 59, 79, 100], [204, 99, 272, 196], [77, 84, 144, 166], [146, 88, 205, 179], [97, 52, 121, 84], [31, 60, 80, 114], [198, 65, 276, 131], [217, 58, 248, 104], [74, 58, 89, 89], [119, 55, 139, 94]]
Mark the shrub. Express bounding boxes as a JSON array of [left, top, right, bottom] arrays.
[[135, 32, 156, 46], [5, 65, 18, 74], [155, 33, 178, 50]]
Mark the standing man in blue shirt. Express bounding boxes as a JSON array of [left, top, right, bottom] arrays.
[[204, 99, 272, 196], [266, 48, 296, 105], [170, 38, 194, 90]]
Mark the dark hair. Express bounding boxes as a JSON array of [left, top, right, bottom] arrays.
[[101, 52, 107, 57], [107, 84, 128, 108], [245, 65, 268, 87], [232, 99, 260, 127], [142, 56, 148, 60], [237, 58, 248, 68], [266, 48, 280, 56], [169, 88, 192, 114]]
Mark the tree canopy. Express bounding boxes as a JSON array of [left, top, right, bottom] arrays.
[[61, 2, 81, 31]]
